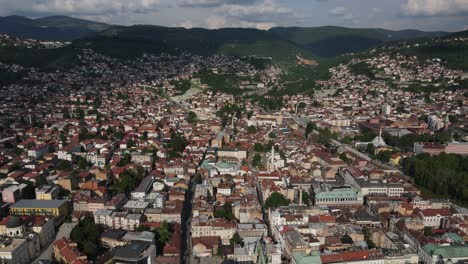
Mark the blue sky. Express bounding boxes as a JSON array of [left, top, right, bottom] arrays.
[[0, 0, 467, 31]]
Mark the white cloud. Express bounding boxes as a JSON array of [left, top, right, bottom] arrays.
[[238, 20, 275, 30], [0, 0, 161, 16], [178, 20, 195, 29], [328, 6, 358, 24], [215, 0, 293, 20], [205, 15, 226, 28], [180, 0, 257, 8], [329, 6, 346, 16], [401, 0, 468, 16]]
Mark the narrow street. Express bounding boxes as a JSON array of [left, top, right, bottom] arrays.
[[33, 222, 78, 263], [181, 174, 195, 264]]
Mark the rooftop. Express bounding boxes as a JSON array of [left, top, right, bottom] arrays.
[[11, 199, 67, 209]]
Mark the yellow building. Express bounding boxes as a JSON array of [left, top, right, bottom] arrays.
[[390, 154, 402, 166], [10, 199, 69, 226]]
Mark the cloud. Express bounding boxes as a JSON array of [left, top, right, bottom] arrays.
[[205, 15, 226, 28], [401, 0, 468, 16], [238, 20, 275, 30], [178, 20, 195, 29], [0, 0, 161, 16], [328, 6, 358, 25], [215, 0, 294, 21], [329, 6, 346, 16], [179, 0, 257, 8]]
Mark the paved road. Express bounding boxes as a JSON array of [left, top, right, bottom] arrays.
[[33, 222, 78, 263]]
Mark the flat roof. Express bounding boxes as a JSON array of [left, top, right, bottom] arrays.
[[11, 199, 67, 209], [114, 240, 151, 260]]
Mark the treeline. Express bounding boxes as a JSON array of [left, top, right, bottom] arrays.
[[401, 153, 468, 206], [383, 131, 452, 151], [197, 71, 245, 95], [349, 62, 375, 79]]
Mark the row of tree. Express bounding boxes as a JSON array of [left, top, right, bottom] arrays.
[[401, 153, 468, 206]]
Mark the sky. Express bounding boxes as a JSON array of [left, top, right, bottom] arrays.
[[0, 0, 467, 32]]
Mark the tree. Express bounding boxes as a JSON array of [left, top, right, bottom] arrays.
[[214, 203, 235, 221], [70, 217, 103, 260], [194, 174, 202, 184], [305, 122, 317, 139], [156, 221, 170, 244], [376, 150, 394, 163], [424, 227, 433, 237], [366, 143, 375, 155], [127, 138, 135, 148], [339, 152, 350, 163], [401, 153, 468, 206], [301, 191, 310, 206], [141, 131, 148, 140], [230, 232, 244, 247], [247, 125, 257, 134], [341, 136, 353, 144], [265, 192, 290, 209], [362, 226, 377, 249], [187, 111, 198, 124], [169, 133, 188, 153], [252, 154, 262, 167]]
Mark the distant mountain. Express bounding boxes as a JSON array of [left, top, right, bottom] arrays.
[[0, 15, 455, 61], [87, 25, 315, 62], [268, 26, 448, 57], [35, 15, 111, 32], [0, 15, 112, 40], [447, 29, 468, 38], [88, 25, 448, 60]]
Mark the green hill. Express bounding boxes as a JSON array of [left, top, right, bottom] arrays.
[[0, 15, 111, 40], [35, 15, 111, 32], [93, 25, 316, 63], [269, 26, 448, 57]]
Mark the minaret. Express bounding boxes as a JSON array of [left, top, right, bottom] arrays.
[[28, 109, 32, 125], [378, 128, 382, 145], [270, 145, 275, 172]]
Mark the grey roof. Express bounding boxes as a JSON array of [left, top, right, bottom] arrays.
[[11, 199, 67, 209], [6, 216, 24, 228], [114, 240, 151, 260]]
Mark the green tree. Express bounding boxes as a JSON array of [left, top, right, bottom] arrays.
[[339, 152, 350, 163], [265, 192, 290, 209], [424, 227, 433, 237], [247, 125, 257, 134], [187, 111, 198, 124], [70, 217, 103, 260], [214, 203, 235, 221], [341, 136, 353, 144], [230, 232, 244, 247], [366, 143, 375, 155], [252, 154, 262, 167], [305, 122, 317, 139], [301, 190, 310, 206]]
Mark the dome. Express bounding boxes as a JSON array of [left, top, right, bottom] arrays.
[[6, 216, 24, 228]]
